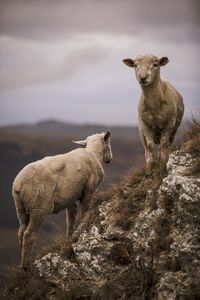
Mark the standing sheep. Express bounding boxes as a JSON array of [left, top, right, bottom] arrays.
[[12, 130, 112, 269], [123, 54, 184, 174]]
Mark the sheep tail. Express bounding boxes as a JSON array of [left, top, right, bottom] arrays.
[[12, 188, 29, 226]]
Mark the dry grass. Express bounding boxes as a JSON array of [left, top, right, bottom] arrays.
[[0, 264, 92, 300], [0, 265, 52, 300], [108, 239, 134, 265], [182, 117, 200, 176], [110, 167, 162, 230], [36, 234, 75, 261], [74, 165, 162, 238], [182, 157, 200, 176], [0, 234, 78, 299], [183, 116, 200, 157], [183, 283, 200, 300]]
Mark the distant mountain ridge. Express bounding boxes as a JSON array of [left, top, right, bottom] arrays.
[[0, 120, 140, 141]]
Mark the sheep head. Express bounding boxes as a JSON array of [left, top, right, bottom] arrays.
[[73, 130, 112, 164], [123, 54, 169, 86]]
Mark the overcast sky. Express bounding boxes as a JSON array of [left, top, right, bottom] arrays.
[[0, 0, 199, 126]]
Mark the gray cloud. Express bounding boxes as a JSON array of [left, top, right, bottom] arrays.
[[0, 0, 199, 43], [0, 36, 108, 89]]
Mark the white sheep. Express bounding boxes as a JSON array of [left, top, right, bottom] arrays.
[[123, 54, 184, 174], [12, 130, 112, 269]]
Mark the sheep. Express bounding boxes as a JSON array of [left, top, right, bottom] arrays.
[[123, 54, 184, 174], [12, 130, 112, 269]]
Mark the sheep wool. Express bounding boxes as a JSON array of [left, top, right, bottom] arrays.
[[123, 54, 184, 174], [12, 130, 112, 269]]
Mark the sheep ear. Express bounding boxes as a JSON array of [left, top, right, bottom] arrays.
[[104, 130, 111, 142], [72, 139, 87, 146], [159, 57, 169, 66], [123, 58, 135, 68]]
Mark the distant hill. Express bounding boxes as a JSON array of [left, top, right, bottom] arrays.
[[0, 120, 140, 141]]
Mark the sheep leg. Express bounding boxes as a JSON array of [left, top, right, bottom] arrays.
[[140, 122, 155, 173], [67, 205, 77, 236], [21, 210, 44, 269], [80, 190, 93, 211], [71, 192, 93, 241], [12, 190, 29, 249], [159, 134, 170, 175], [74, 200, 82, 230], [145, 142, 155, 173], [65, 209, 69, 237], [71, 191, 92, 235], [18, 216, 29, 250], [66, 202, 83, 237]]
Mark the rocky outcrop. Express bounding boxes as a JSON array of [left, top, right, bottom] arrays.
[[35, 150, 200, 300], [155, 151, 200, 300]]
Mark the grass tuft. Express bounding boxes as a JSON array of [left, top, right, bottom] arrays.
[[183, 116, 200, 157], [182, 116, 200, 176], [0, 265, 52, 300], [36, 234, 75, 261], [110, 167, 162, 230]]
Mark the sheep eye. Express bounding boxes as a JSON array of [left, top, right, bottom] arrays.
[[134, 64, 138, 68], [153, 63, 158, 67]]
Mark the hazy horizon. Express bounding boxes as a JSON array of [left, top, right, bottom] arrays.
[[0, 0, 199, 126], [0, 117, 138, 128]]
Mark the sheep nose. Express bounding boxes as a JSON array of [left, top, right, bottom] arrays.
[[140, 75, 147, 83]]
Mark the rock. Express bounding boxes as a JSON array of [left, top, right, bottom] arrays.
[[35, 150, 200, 299], [155, 150, 200, 299]]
